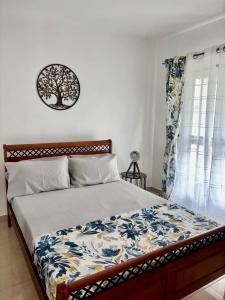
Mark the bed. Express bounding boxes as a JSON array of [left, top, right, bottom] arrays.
[[3, 139, 225, 300]]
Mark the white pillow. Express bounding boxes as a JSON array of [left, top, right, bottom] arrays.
[[5, 156, 70, 201], [69, 154, 120, 187]]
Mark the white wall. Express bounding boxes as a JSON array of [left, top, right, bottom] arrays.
[[0, 2, 155, 215], [152, 18, 225, 189]]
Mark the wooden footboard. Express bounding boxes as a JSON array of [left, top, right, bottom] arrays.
[[55, 226, 225, 300]]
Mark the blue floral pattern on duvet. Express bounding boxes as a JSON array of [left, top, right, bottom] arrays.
[[33, 203, 219, 300]]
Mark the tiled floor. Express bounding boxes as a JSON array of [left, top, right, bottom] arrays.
[[182, 278, 225, 300], [0, 218, 40, 299], [0, 217, 225, 300]]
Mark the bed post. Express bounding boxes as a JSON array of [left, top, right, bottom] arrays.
[[109, 139, 112, 154], [56, 282, 69, 300], [3, 144, 11, 228]]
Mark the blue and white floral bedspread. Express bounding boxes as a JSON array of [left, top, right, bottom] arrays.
[[33, 203, 219, 300]]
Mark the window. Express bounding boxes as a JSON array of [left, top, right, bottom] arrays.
[[171, 47, 225, 223]]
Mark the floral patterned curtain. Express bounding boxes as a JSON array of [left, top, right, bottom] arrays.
[[162, 56, 186, 197]]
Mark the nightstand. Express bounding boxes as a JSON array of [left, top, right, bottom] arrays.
[[121, 171, 147, 190]]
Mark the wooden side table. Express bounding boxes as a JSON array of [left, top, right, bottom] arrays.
[[121, 171, 147, 190]]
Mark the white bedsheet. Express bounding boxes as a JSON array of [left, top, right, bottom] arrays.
[[11, 180, 166, 252]]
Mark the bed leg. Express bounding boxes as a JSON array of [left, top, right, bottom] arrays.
[[7, 213, 11, 228], [7, 205, 12, 228]]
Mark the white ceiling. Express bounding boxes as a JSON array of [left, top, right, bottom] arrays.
[[2, 0, 225, 38]]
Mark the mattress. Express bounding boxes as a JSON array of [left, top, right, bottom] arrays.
[[11, 180, 167, 252]]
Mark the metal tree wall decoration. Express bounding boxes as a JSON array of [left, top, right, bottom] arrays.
[[37, 64, 80, 110]]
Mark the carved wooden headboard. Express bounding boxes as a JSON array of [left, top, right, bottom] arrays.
[[3, 139, 112, 162]]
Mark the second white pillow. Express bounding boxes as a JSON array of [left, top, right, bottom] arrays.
[[69, 154, 120, 187]]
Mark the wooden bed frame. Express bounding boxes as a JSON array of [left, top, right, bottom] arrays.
[[3, 139, 225, 300]]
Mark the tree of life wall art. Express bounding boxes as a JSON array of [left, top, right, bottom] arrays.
[[37, 64, 80, 110]]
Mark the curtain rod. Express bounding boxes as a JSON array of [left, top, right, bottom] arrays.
[[162, 46, 225, 65]]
